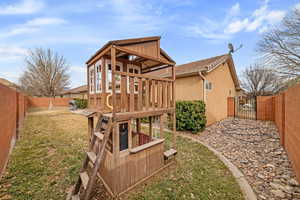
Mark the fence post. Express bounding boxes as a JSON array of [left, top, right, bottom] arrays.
[[281, 93, 286, 148]]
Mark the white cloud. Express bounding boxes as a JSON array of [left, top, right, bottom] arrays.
[[225, 18, 249, 34], [25, 17, 66, 26], [0, 0, 44, 15], [265, 10, 286, 24], [0, 46, 27, 66], [189, 0, 286, 40], [230, 3, 240, 16], [295, 3, 300, 10], [0, 46, 27, 56], [0, 17, 66, 38]]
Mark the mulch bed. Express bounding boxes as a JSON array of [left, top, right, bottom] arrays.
[[183, 118, 300, 200]]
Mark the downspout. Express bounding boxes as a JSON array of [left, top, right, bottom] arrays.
[[198, 72, 206, 103]]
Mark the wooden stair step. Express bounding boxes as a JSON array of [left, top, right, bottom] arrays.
[[79, 172, 89, 189], [87, 152, 96, 164], [94, 131, 104, 140], [164, 149, 177, 159], [71, 194, 80, 200]]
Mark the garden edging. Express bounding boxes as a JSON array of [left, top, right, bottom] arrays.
[[178, 133, 257, 200], [153, 125, 256, 200]]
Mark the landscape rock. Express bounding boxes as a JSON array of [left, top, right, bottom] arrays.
[[186, 118, 300, 200]]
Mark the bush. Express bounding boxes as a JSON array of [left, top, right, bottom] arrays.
[[74, 98, 88, 109], [174, 100, 206, 133]]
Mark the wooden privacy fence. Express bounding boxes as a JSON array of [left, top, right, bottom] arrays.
[[228, 84, 300, 181], [28, 97, 72, 107], [0, 83, 28, 177], [0, 87, 72, 177]]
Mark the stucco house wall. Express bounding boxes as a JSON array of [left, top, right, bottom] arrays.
[[205, 62, 237, 125], [175, 76, 204, 101]]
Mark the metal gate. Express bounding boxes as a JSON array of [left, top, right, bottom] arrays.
[[234, 96, 257, 120]]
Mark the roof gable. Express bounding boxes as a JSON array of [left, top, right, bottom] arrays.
[[86, 36, 174, 66]]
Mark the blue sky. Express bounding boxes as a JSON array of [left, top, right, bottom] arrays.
[[0, 0, 299, 87]]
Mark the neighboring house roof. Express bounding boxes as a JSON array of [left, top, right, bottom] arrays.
[[0, 78, 19, 90], [149, 54, 241, 90], [62, 85, 87, 95]]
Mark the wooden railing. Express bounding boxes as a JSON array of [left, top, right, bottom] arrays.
[[114, 71, 174, 113]]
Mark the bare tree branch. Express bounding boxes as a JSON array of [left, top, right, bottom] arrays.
[[19, 48, 70, 97], [257, 8, 300, 78]]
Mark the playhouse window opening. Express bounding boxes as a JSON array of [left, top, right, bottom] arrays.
[[106, 62, 123, 93], [95, 62, 102, 93], [89, 65, 95, 94], [119, 122, 129, 151]]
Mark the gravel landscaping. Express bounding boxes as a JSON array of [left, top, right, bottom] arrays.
[[186, 118, 300, 200]]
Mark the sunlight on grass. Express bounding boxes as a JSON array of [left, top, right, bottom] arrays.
[[0, 110, 243, 200]]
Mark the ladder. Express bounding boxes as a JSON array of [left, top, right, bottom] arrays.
[[68, 115, 113, 200]]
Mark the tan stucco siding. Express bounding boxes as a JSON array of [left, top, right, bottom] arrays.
[[205, 62, 237, 125], [175, 76, 203, 101]]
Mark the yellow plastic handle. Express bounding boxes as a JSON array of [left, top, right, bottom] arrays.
[[106, 94, 113, 110]]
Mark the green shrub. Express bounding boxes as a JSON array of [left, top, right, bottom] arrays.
[[74, 98, 88, 109], [174, 100, 206, 133]]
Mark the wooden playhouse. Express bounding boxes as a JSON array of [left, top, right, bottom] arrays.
[[69, 36, 177, 200]]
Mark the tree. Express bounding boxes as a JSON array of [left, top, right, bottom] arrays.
[[20, 48, 70, 105], [257, 8, 300, 78], [241, 65, 283, 97]]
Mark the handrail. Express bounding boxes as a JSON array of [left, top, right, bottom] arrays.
[[114, 71, 173, 82], [130, 138, 165, 154]]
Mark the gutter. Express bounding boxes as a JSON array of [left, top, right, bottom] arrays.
[[198, 71, 207, 103]]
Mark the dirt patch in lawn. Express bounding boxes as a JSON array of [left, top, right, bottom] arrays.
[[0, 110, 243, 200]]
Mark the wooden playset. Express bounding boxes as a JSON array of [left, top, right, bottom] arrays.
[[69, 36, 177, 200]]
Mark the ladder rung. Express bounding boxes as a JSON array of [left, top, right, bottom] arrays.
[[72, 194, 80, 200], [94, 131, 104, 140], [87, 152, 96, 164], [164, 149, 177, 159], [80, 172, 89, 189]]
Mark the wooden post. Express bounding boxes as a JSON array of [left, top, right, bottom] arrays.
[[172, 65, 176, 149], [88, 117, 94, 143], [136, 118, 141, 133], [149, 116, 152, 139], [87, 64, 90, 107], [160, 115, 164, 139], [111, 47, 116, 119]]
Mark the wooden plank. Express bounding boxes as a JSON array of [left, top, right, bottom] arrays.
[[121, 75, 127, 112], [130, 139, 165, 153], [138, 78, 143, 111], [94, 131, 104, 140], [162, 82, 167, 108], [160, 115, 164, 139], [80, 172, 89, 189], [102, 58, 106, 93], [111, 47, 117, 119], [88, 117, 94, 142], [145, 79, 149, 110], [157, 81, 161, 109], [114, 46, 174, 66], [87, 152, 96, 164], [114, 71, 172, 82], [86, 44, 112, 65], [151, 81, 156, 109], [129, 77, 135, 112], [164, 148, 177, 158], [112, 108, 174, 121], [167, 82, 170, 108], [149, 116, 152, 139], [172, 65, 176, 149]]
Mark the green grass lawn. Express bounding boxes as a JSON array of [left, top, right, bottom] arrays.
[[0, 109, 244, 200]]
